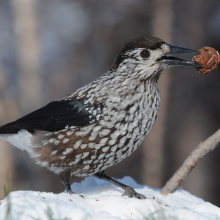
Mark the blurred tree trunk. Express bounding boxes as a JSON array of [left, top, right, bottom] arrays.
[[141, 0, 173, 188], [0, 61, 14, 199], [8, 0, 50, 194], [11, 0, 41, 112]]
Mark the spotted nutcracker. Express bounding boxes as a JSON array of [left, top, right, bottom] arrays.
[[0, 37, 200, 199]]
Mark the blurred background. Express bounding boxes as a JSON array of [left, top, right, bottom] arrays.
[[0, 0, 220, 206]]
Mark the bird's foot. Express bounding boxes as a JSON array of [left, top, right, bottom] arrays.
[[122, 186, 146, 200], [67, 190, 84, 198]]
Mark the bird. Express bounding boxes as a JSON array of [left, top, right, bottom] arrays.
[[0, 36, 200, 199]]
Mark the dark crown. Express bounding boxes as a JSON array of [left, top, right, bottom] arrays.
[[121, 36, 165, 53]]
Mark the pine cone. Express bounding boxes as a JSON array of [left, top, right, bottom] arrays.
[[193, 47, 220, 74]]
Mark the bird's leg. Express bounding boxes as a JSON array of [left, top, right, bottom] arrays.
[[94, 170, 146, 199], [60, 169, 74, 194], [60, 169, 84, 198]]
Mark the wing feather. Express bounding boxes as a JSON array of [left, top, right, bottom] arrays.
[[0, 100, 104, 134]]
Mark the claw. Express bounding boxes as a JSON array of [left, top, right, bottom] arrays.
[[67, 190, 74, 195], [123, 186, 146, 200], [67, 190, 84, 198]]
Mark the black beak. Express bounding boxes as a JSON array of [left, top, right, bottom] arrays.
[[158, 45, 201, 67]]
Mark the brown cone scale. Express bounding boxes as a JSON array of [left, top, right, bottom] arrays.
[[193, 47, 220, 74]]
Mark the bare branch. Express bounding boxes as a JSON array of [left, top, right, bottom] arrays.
[[161, 129, 220, 194]]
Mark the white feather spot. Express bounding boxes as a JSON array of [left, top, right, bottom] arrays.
[[42, 140, 48, 146], [111, 145, 118, 152], [75, 154, 82, 159], [80, 144, 87, 149], [116, 149, 122, 157], [58, 134, 64, 140], [108, 139, 116, 145], [62, 148, 73, 155], [119, 136, 127, 144], [122, 146, 127, 151], [94, 144, 103, 150], [75, 130, 90, 137], [102, 147, 109, 152], [93, 125, 102, 132], [49, 138, 55, 144], [105, 153, 110, 158], [110, 130, 121, 139], [82, 152, 89, 159], [51, 150, 58, 155], [88, 132, 97, 141], [91, 155, 97, 159], [86, 160, 93, 164], [54, 140, 60, 145], [88, 142, 95, 148], [69, 158, 80, 166], [98, 153, 105, 160], [100, 138, 108, 144], [73, 140, 82, 149], [99, 129, 111, 137], [45, 133, 53, 136], [67, 131, 73, 136], [83, 165, 90, 170], [63, 138, 69, 144]]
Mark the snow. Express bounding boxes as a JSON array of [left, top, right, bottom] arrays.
[[0, 176, 220, 220]]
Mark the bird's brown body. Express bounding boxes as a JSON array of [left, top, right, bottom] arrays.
[[0, 37, 200, 199]]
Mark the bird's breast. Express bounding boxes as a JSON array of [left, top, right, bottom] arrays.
[[104, 81, 161, 141]]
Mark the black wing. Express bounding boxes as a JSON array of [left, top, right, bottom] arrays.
[[0, 100, 104, 134]]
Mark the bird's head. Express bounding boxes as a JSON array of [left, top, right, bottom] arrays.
[[110, 36, 201, 79]]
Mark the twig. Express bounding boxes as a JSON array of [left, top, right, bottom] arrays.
[[161, 129, 220, 194]]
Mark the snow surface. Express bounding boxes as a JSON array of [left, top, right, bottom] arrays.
[[0, 176, 220, 220]]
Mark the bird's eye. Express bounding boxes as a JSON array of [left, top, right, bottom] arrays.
[[140, 50, 150, 58]]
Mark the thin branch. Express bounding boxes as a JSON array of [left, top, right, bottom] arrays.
[[161, 129, 220, 194]]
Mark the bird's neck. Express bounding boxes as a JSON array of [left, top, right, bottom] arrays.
[[114, 61, 164, 81], [111, 63, 163, 85], [98, 66, 162, 99], [68, 66, 163, 105]]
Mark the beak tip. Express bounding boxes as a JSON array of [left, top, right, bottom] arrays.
[[168, 45, 199, 55]]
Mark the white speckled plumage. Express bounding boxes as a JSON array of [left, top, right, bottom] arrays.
[[21, 51, 163, 177]]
